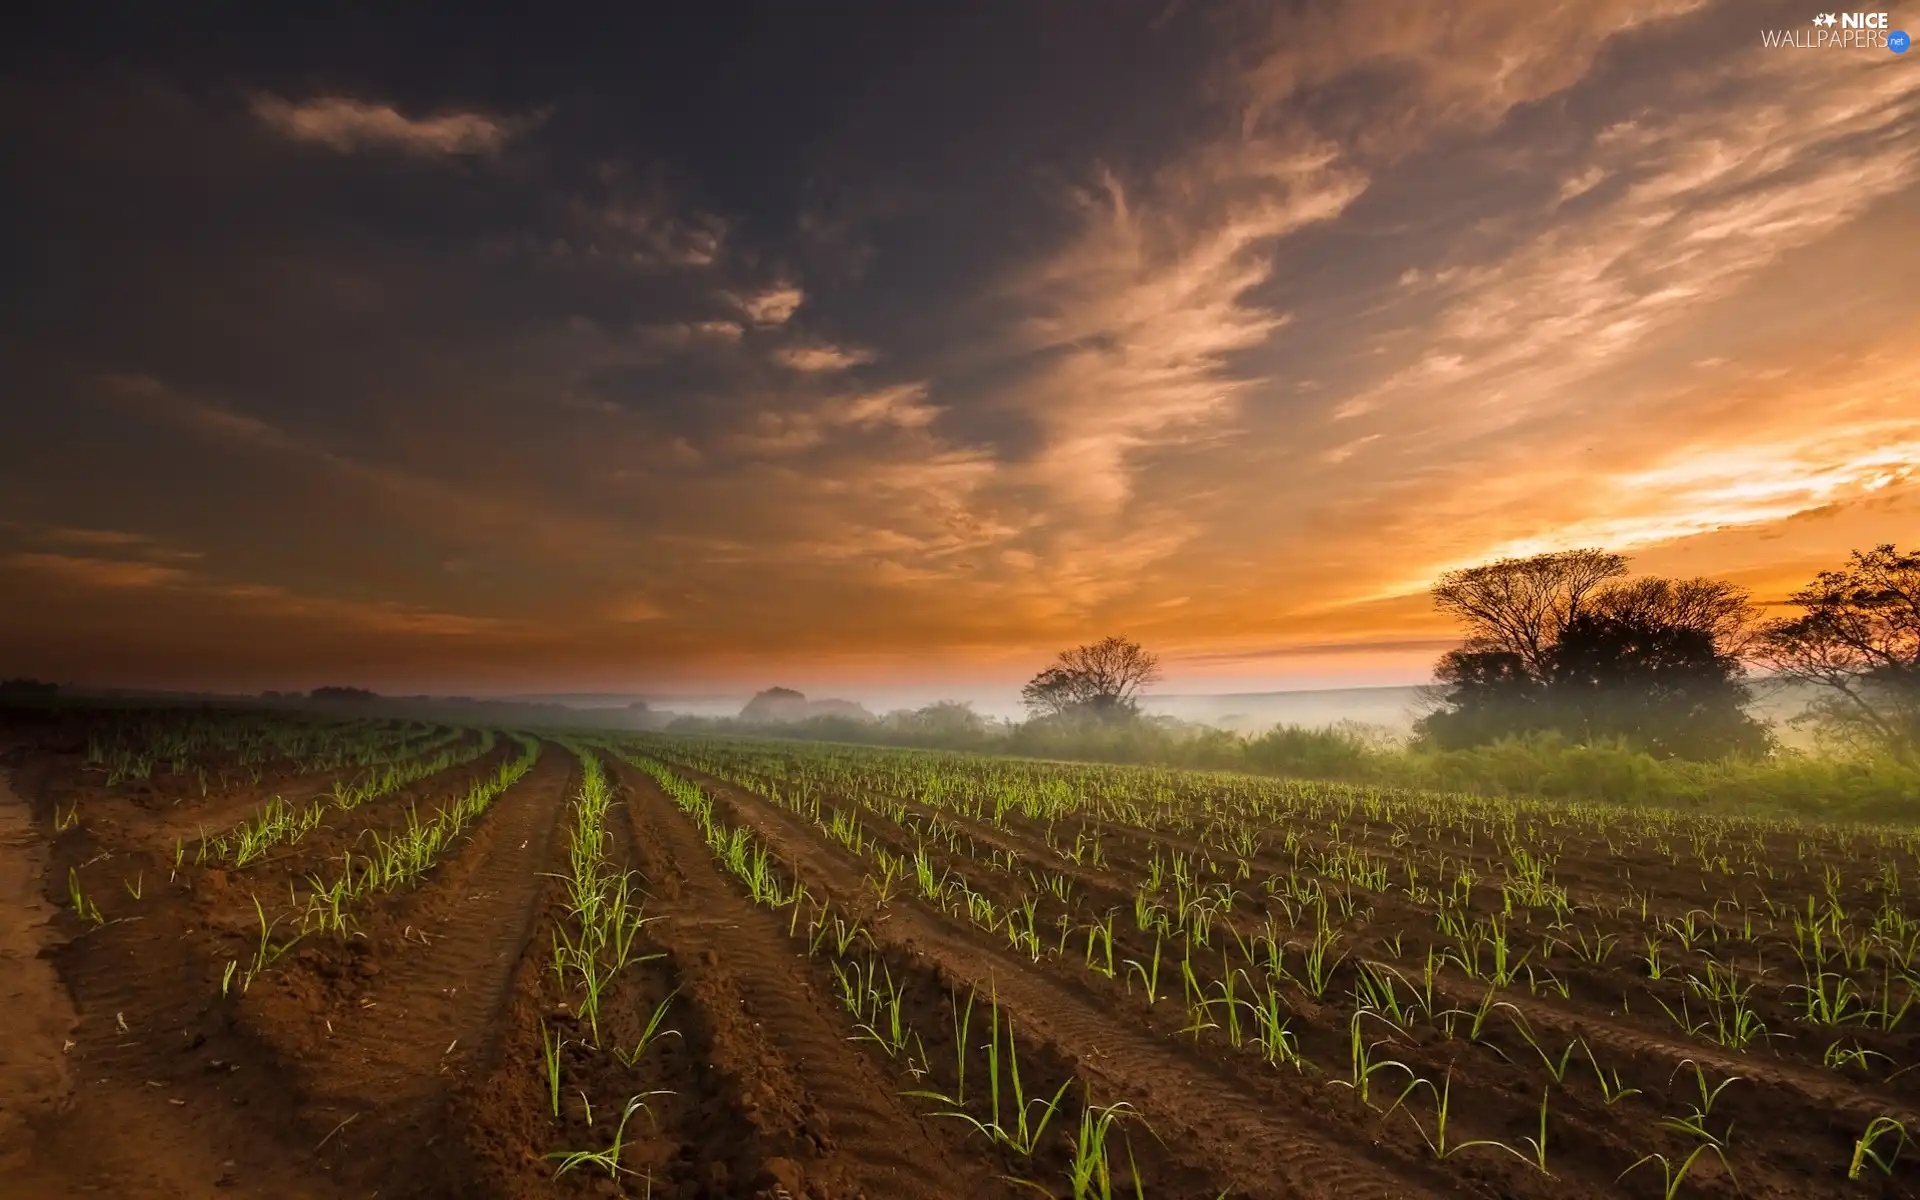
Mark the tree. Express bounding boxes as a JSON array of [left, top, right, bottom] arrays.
[[309, 685, 377, 702], [1587, 576, 1758, 653], [1417, 649, 1544, 749], [740, 687, 809, 722], [1546, 606, 1767, 759], [1431, 549, 1628, 678], [1021, 636, 1161, 721], [1756, 544, 1920, 762], [1419, 554, 1765, 758], [883, 701, 991, 742]]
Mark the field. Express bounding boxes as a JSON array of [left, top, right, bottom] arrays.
[[4, 710, 1920, 1199]]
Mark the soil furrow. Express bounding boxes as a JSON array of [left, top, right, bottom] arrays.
[[39, 840, 353, 1197], [652, 757, 1455, 1200], [225, 737, 517, 876], [762, 768, 1907, 1192], [615, 756, 1014, 1200], [282, 745, 576, 1192], [143, 730, 491, 846]]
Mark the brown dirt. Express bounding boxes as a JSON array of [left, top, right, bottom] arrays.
[[10, 710, 1919, 1199], [0, 724, 1095, 1198], [647, 743, 1920, 1200], [0, 743, 78, 1179]]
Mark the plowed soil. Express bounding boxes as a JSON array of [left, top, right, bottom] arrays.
[[6, 714, 1919, 1199]]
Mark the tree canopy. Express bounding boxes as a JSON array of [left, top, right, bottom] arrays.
[[1757, 543, 1920, 762], [1419, 552, 1766, 759], [1431, 548, 1628, 676], [1021, 636, 1161, 722]]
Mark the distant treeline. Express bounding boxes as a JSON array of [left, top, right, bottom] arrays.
[[0, 684, 666, 732], [0, 678, 60, 700], [667, 541, 1920, 821]]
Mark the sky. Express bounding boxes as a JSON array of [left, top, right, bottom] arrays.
[[2, 1, 1917, 706]]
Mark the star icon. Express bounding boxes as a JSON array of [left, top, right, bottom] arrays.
[[1814, 12, 1838, 25]]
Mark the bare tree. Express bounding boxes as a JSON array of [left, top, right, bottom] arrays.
[[1756, 544, 1920, 762], [1021, 636, 1161, 721], [1431, 549, 1629, 678]]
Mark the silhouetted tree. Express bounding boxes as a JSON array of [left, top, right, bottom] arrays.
[[1418, 649, 1545, 748], [1588, 576, 1759, 653], [740, 687, 809, 722], [1757, 544, 1920, 762], [1431, 549, 1628, 677], [309, 686, 377, 702], [1419, 554, 1765, 758], [1546, 606, 1766, 759], [1021, 636, 1161, 722]]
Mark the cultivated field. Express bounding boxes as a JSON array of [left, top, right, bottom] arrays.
[[5, 710, 1920, 1198]]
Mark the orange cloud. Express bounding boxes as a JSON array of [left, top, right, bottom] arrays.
[[12, 5, 1917, 697], [774, 343, 878, 372], [728, 283, 805, 326], [250, 94, 531, 156], [5, 552, 193, 589]]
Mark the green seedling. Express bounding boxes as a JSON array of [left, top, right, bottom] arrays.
[[913, 992, 1070, 1157], [540, 1023, 564, 1118], [1581, 1039, 1641, 1105], [1123, 934, 1163, 1005], [546, 1093, 666, 1180], [66, 868, 104, 926], [243, 893, 305, 993], [614, 989, 681, 1068], [1851, 1116, 1908, 1179], [1385, 1068, 1534, 1166], [1619, 1144, 1731, 1199], [1659, 1060, 1742, 1148], [1066, 1100, 1149, 1200]]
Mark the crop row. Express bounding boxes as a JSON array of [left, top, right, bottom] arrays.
[[621, 750, 1166, 1197], [197, 729, 501, 867], [231, 734, 543, 960], [82, 712, 454, 788], [631, 735, 1918, 1193]]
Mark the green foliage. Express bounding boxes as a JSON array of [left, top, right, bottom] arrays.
[[1759, 542, 1920, 763], [1419, 559, 1767, 760], [655, 714, 1920, 821]]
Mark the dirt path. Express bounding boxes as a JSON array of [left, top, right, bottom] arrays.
[[7, 753, 353, 1199], [0, 745, 77, 1177]]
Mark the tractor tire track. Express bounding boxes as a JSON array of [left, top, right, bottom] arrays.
[[654, 757, 1459, 1200], [614, 757, 1015, 1200], [41, 827, 352, 1196], [294, 745, 576, 1193]]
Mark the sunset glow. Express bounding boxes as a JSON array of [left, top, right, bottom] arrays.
[[4, 0, 1917, 703]]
